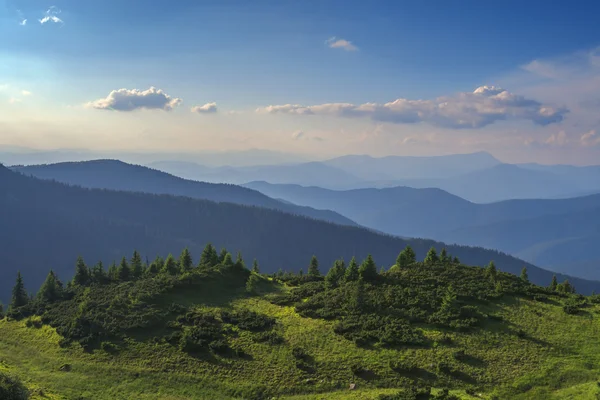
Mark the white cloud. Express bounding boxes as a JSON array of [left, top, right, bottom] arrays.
[[191, 102, 217, 114], [86, 87, 182, 111], [19, 19, 27, 26], [39, 6, 64, 25], [21, 90, 32, 96], [581, 130, 600, 147], [325, 37, 358, 52], [257, 86, 567, 129], [544, 130, 569, 146]]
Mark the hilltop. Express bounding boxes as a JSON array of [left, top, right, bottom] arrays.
[[11, 160, 356, 228], [1, 248, 599, 399]]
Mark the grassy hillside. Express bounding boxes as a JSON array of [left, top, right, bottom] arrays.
[[2, 251, 600, 399], [4, 164, 592, 303]]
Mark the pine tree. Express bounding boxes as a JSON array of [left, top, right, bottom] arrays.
[[91, 261, 107, 284], [485, 261, 497, 282], [10, 272, 28, 310], [308, 256, 320, 278], [440, 284, 457, 313], [298, 268, 304, 277], [108, 262, 119, 281], [72, 256, 90, 286], [222, 252, 234, 267], [396, 245, 417, 267], [344, 257, 359, 282], [179, 248, 193, 273], [520, 267, 529, 282], [200, 244, 219, 268], [219, 248, 228, 264], [440, 248, 450, 264], [235, 251, 246, 269], [325, 259, 345, 288], [252, 259, 260, 274], [131, 250, 143, 279], [453, 256, 460, 264], [163, 254, 179, 275], [117, 257, 131, 281], [424, 247, 439, 265], [358, 254, 378, 282], [550, 275, 558, 291], [37, 270, 62, 303], [246, 274, 260, 293]]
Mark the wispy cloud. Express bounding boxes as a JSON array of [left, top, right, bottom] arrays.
[[325, 37, 358, 52], [581, 130, 600, 147], [291, 130, 324, 142], [21, 90, 32, 96], [16, 9, 27, 26], [257, 86, 567, 129], [86, 87, 182, 111], [39, 6, 64, 25], [191, 102, 218, 114]]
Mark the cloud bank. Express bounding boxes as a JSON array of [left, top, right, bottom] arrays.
[[191, 102, 217, 114], [87, 87, 182, 111], [257, 86, 568, 129], [325, 37, 358, 51]]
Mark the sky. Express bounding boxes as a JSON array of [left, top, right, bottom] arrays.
[[1, 0, 600, 165]]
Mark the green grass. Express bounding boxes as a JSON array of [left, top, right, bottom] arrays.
[[3, 265, 600, 399]]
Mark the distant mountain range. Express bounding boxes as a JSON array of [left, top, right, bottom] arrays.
[[150, 153, 600, 203], [244, 181, 600, 280], [12, 160, 356, 228], [2, 164, 595, 300]]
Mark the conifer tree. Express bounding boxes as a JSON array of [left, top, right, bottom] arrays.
[[131, 250, 143, 279], [91, 261, 107, 284], [550, 275, 558, 291], [252, 259, 260, 274], [0, 302, 4, 318], [453, 256, 460, 264], [73, 256, 90, 286], [118, 257, 131, 281], [325, 259, 345, 288], [440, 248, 450, 263], [298, 268, 304, 277], [10, 272, 28, 310], [37, 270, 62, 303], [246, 274, 260, 293], [235, 251, 246, 269], [163, 254, 179, 275], [200, 244, 219, 268], [108, 261, 118, 281], [424, 247, 439, 265], [396, 245, 417, 267], [344, 257, 359, 282], [308, 255, 320, 278], [358, 254, 378, 282], [222, 252, 234, 267], [440, 284, 457, 313], [179, 248, 193, 273], [485, 261, 498, 282], [520, 267, 529, 282], [219, 248, 228, 264]]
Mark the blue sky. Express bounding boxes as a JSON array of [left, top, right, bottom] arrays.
[[2, 0, 600, 164]]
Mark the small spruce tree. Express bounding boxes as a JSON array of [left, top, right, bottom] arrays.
[[396, 245, 417, 267], [344, 257, 359, 282], [308, 256, 320, 278], [37, 270, 62, 303], [222, 252, 234, 267], [73, 256, 90, 286], [179, 248, 193, 273], [440, 248, 450, 263], [424, 247, 439, 265], [108, 262, 119, 281], [163, 254, 179, 275], [130, 250, 143, 279], [485, 261, 498, 282], [550, 275, 558, 291], [453, 256, 460, 264], [219, 248, 228, 264], [235, 251, 246, 269], [200, 244, 219, 268], [118, 257, 131, 281], [246, 274, 260, 293], [520, 267, 529, 282], [91, 261, 107, 284], [252, 259, 260, 274], [358, 254, 378, 282], [10, 272, 28, 310], [325, 259, 345, 288]]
